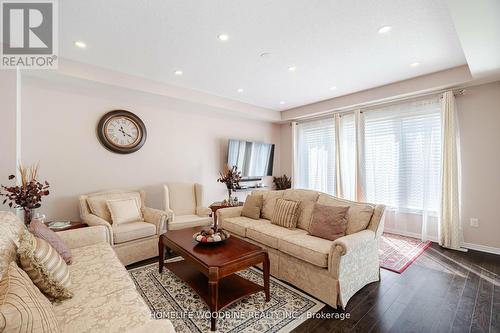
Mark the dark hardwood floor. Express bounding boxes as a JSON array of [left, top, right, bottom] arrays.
[[291, 243, 500, 333], [127, 243, 500, 333]]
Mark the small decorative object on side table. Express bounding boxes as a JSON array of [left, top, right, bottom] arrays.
[[46, 221, 88, 232], [209, 201, 243, 230], [217, 165, 242, 203]]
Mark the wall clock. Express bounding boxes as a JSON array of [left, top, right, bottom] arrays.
[[97, 110, 147, 154]]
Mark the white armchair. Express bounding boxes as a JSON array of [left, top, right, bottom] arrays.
[[163, 183, 212, 231], [79, 189, 169, 266]]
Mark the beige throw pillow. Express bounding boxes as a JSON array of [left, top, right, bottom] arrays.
[[271, 199, 300, 229], [241, 194, 263, 220], [87, 192, 143, 223], [18, 230, 72, 302], [0, 262, 61, 333], [261, 190, 284, 220], [106, 198, 143, 225]]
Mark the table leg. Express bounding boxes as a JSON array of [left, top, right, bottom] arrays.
[[158, 239, 164, 273], [263, 252, 270, 302], [208, 267, 219, 331]]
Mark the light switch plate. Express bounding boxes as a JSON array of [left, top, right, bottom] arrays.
[[470, 218, 479, 228]]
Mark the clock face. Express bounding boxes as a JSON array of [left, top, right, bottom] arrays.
[[104, 116, 141, 148], [97, 110, 147, 154]]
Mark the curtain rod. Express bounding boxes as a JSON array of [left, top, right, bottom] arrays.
[[294, 88, 465, 124]]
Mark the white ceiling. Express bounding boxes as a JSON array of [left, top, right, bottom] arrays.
[[60, 0, 467, 111]]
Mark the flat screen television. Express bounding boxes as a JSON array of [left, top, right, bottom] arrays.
[[227, 139, 275, 179]]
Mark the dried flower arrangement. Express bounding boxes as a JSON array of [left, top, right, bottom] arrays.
[[273, 174, 292, 190], [0, 162, 50, 225], [217, 165, 242, 202]]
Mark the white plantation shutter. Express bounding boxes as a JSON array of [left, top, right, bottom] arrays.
[[296, 118, 336, 195], [363, 98, 442, 212]]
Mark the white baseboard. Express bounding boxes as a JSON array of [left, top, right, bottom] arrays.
[[384, 228, 500, 256]]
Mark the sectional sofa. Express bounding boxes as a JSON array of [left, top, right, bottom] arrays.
[[218, 189, 385, 309]]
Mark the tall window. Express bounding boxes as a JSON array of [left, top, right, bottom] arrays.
[[295, 118, 336, 195], [363, 99, 441, 212], [294, 97, 442, 213]]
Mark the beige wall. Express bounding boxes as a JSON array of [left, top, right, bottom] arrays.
[[19, 75, 281, 220], [279, 80, 500, 250]]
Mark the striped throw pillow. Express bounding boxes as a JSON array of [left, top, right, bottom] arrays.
[[271, 199, 300, 229], [18, 230, 72, 302], [0, 262, 60, 332]]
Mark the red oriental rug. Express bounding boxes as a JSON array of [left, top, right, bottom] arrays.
[[379, 233, 432, 273]]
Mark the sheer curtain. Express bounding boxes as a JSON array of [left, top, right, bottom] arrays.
[[295, 118, 336, 195], [339, 113, 356, 200], [363, 98, 442, 240]]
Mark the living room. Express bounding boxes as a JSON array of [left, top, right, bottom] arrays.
[[1, 0, 499, 332]]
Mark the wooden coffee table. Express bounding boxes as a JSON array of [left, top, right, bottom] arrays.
[[158, 227, 270, 331]]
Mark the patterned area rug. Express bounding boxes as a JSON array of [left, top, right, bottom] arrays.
[[128, 258, 324, 333], [379, 233, 432, 273]]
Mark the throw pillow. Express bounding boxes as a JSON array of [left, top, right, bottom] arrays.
[[29, 219, 73, 265], [309, 203, 349, 241], [271, 199, 300, 229], [241, 194, 263, 220], [106, 198, 143, 225], [18, 230, 72, 301], [0, 262, 61, 333]]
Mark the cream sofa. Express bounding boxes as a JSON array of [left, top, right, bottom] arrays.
[[79, 189, 169, 266], [0, 211, 175, 333], [217, 189, 385, 309]]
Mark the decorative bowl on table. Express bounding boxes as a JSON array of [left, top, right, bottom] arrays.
[[193, 227, 230, 244]]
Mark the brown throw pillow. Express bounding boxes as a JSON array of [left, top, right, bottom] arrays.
[[0, 262, 61, 333], [18, 230, 72, 301], [271, 199, 300, 229], [241, 194, 263, 220], [29, 219, 72, 264], [309, 204, 349, 241]]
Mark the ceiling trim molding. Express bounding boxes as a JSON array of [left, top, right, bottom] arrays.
[[281, 65, 473, 121], [23, 58, 281, 122]]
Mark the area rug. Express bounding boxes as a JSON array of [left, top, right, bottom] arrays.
[[128, 258, 324, 333], [379, 233, 432, 273]]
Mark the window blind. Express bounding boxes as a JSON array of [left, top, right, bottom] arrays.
[[295, 118, 336, 195]]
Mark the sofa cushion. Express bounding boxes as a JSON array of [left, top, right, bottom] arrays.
[[29, 219, 73, 264], [222, 216, 270, 237], [271, 199, 300, 229], [260, 190, 284, 220], [309, 204, 348, 241], [246, 223, 307, 249], [107, 198, 144, 225], [169, 215, 212, 230], [0, 262, 60, 333], [317, 194, 375, 234], [278, 233, 333, 268], [0, 211, 25, 280], [283, 189, 319, 230], [18, 230, 72, 301], [241, 194, 263, 220], [87, 192, 143, 223], [112, 222, 156, 244]]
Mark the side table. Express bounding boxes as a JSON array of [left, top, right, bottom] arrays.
[[46, 221, 88, 232], [209, 201, 243, 229]]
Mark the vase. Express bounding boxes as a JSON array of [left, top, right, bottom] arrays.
[[22, 208, 34, 226], [227, 188, 233, 204]]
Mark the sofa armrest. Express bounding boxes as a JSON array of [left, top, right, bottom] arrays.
[[332, 229, 376, 256], [196, 206, 211, 217], [57, 226, 109, 249], [143, 207, 169, 235], [216, 206, 243, 222], [81, 214, 114, 244]]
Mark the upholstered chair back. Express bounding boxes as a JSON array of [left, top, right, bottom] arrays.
[[163, 183, 204, 216], [79, 190, 145, 223]]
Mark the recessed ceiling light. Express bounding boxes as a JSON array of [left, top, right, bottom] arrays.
[[288, 66, 296, 72], [174, 70, 183, 76], [260, 52, 271, 58], [74, 40, 87, 48], [410, 62, 420, 67], [237, 88, 244, 93], [279, 101, 285, 105], [330, 86, 337, 91], [217, 34, 229, 41], [377, 25, 392, 34]]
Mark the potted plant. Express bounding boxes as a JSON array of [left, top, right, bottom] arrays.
[[273, 174, 292, 190], [0, 163, 50, 226], [217, 165, 241, 204]]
